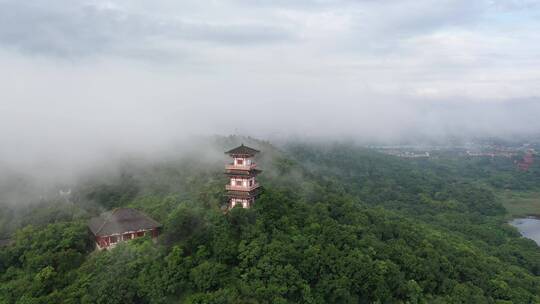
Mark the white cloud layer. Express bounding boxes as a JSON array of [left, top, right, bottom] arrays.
[[0, 0, 539, 172]]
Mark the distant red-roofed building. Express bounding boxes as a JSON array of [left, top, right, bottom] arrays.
[[517, 150, 535, 171]]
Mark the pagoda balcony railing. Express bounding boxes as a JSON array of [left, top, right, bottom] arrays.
[[225, 163, 257, 171], [225, 183, 260, 191]]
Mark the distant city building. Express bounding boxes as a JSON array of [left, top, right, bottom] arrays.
[[88, 208, 161, 250], [380, 149, 431, 158], [224, 144, 262, 209], [465, 150, 518, 158]]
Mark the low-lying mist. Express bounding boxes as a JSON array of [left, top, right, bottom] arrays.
[[0, 135, 287, 238], [1, 58, 539, 212], [2, 0, 540, 211], [1, 93, 539, 193]]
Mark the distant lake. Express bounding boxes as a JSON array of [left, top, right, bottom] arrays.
[[510, 217, 540, 246]]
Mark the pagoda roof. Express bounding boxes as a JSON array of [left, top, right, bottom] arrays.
[[225, 144, 260, 156], [225, 187, 262, 198], [88, 208, 161, 237], [225, 168, 262, 176]]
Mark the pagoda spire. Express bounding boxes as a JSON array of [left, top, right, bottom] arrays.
[[224, 144, 262, 209]]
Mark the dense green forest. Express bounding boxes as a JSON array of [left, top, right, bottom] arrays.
[[1, 137, 539, 303]]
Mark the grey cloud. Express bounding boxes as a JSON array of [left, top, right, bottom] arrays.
[[0, 2, 127, 56], [0, 1, 293, 57], [231, 0, 357, 9], [0, 0, 539, 182], [0, 0, 493, 59], [415, 98, 540, 139], [491, 0, 540, 11], [174, 22, 293, 45], [240, 0, 487, 32], [349, 0, 487, 40]]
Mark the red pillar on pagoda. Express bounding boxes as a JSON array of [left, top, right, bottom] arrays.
[[225, 144, 262, 209]]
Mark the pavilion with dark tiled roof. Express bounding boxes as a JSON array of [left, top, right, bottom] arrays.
[[88, 208, 161, 250], [0, 238, 11, 247]]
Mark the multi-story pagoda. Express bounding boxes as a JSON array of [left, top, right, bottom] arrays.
[[225, 144, 262, 209]]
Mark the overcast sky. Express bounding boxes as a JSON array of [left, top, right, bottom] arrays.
[[1, 0, 540, 172]]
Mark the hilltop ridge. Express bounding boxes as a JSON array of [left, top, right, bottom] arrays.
[[0, 137, 539, 303]]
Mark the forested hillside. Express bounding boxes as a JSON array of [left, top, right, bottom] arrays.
[[1, 138, 539, 303]]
